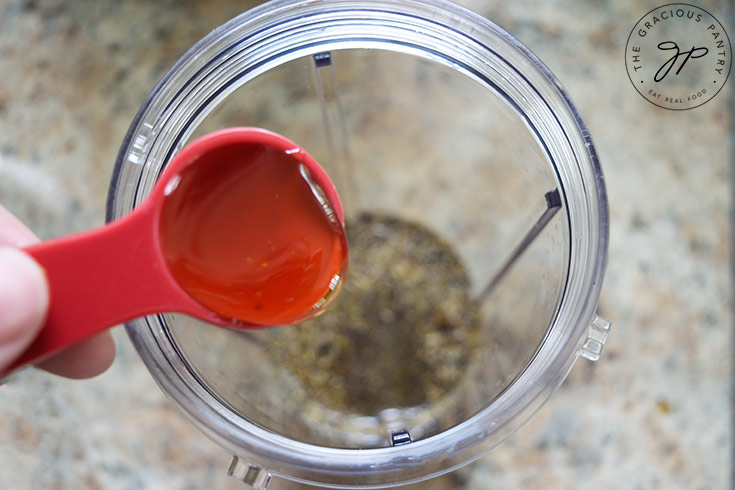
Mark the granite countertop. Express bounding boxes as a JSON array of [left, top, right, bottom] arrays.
[[0, 0, 731, 489]]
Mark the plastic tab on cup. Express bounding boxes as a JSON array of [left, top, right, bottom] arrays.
[[578, 314, 611, 362], [391, 429, 412, 446], [227, 456, 273, 489], [313, 52, 332, 68]]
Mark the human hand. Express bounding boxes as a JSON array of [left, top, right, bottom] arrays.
[[0, 205, 115, 378]]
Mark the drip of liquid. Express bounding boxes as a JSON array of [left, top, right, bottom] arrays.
[[158, 143, 347, 325]]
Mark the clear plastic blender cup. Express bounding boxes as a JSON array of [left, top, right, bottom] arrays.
[[108, 0, 610, 487]]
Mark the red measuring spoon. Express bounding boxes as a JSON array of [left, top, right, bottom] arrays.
[[3, 128, 347, 376]]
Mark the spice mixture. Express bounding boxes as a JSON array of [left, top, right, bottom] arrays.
[[267, 212, 481, 415]]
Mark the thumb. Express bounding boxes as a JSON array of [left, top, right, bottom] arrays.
[[0, 247, 49, 371]]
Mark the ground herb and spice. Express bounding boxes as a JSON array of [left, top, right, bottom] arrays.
[[267, 212, 481, 415]]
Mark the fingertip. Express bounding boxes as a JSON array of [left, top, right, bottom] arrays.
[[37, 331, 116, 379], [0, 247, 49, 371]]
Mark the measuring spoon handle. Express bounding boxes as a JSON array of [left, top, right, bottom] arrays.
[[2, 201, 215, 376]]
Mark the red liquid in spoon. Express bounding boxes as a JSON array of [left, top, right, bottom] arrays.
[[158, 143, 347, 325]]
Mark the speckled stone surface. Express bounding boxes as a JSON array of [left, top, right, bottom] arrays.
[[0, 0, 732, 489]]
